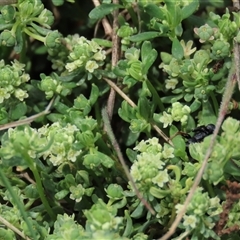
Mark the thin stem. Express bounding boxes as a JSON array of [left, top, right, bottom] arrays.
[[102, 105, 155, 215], [106, 0, 120, 120], [0, 215, 31, 240], [233, 0, 240, 91], [0, 0, 17, 5], [0, 167, 36, 240], [19, 149, 56, 220], [0, 98, 54, 131], [159, 64, 237, 240], [23, 28, 45, 43], [91, 0, 112, 35]]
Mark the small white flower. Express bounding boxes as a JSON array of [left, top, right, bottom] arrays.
[[14, 88, 28, 101], [183, 215, 197, 229], [85, 60, 98, 73], [162, 144, 174, 159], [159, 112, 173, 128], [152, 169, 169, 187], [165, 78, 178, 90]]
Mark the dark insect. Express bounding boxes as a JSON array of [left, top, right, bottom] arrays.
[[183, 124, 215, 145], [212, 60, 224, 73]]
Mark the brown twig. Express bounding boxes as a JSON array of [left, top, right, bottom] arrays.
[[91, 0, 112, 36], [18, 172, 36, 185], [233, 0, 240, 91], [0, 0, 16, 5], [0, 215, 31, 240], [106, 0, 120, 120], [0, 98, 54, 131], [102, 105, 155, 215], [159, 66, 237, 240]]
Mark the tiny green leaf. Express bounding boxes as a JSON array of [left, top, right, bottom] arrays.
[[129, 32, 160, 42], [144, 3, 164, 19], [181, 1, 199, 20], [14, 25, 23, 53], [172, 38, 184, 60], [89, 84, 99, 105], [10, 102, 27, 120], [92, 38, 112, 47], [141, 41, 157, 75], [89, 3, 123, 21], [138, 96, 151, 120], [130, 202, 144, 218]]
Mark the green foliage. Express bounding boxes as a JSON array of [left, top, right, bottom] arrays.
[[0, 0, 240, 239]]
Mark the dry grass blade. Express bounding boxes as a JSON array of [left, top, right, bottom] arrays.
[[159, 55, 238, 240], [0, 215, 31, 240], [0, 98, 54, 131]]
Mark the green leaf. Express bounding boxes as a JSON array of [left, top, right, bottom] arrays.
[[0, 229, 15, 240], [138, 96, 151, 120], [74, 94, 92, 116], [225, 159, 240, 178], [10, 102, 27, 120], [165, 0, 181, 27], [126, 148, 137, 163], [190, 99, 201, 112], [184, 93, 193, 102], [47, 113, 63, 122], [144, 3, 164, 19], [55, 190, 69, 200], [78, 130, 95, 147], [118, 100, 137, 122], [124, 131, 140, 147], [24, 184, 39, 198], [51, 0, 64, 6], [14, 25, 23, 53], [89, 84, 99, 105], [89, 4, 123, 21], [92, 38, 112, 47], [122, 210, 133, 237], [129, 32, 160, 42], [131, 202, 144, 218], [141, 41, 157, 75], [54, 101, 69, 114], [83, 151, 114, 169], [31, 23, 51, 36], [150, 186, 169, 199], [181, 1, 199, 20], [169, 125, 187, 159], [171, 38, 184, 60], [0, 23, 13, 31], [130, 119, 150, 133], [200, 101, 217, 125], [161, 94, 184, 103]]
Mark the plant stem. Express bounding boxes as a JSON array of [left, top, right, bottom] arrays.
[[0, 0, 16, 5], [102, 105, 155, 215], [21, 151, 56, 221], [0, 167, 36, 239]]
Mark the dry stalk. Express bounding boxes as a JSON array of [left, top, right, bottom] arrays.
[[0, 215, 31, 240], [159, 41, 239, 240], [91, 0, 112, 35], [0, 98, 54, 131], [106, 0, 120, 120]]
